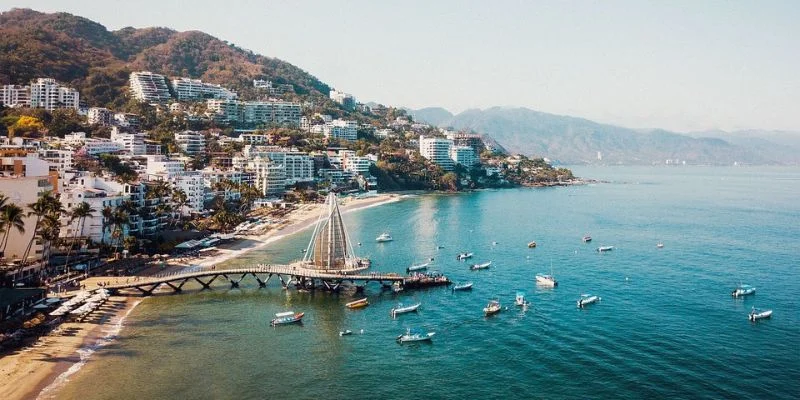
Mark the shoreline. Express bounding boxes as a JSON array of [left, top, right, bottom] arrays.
[[0, 193, 402, 400]]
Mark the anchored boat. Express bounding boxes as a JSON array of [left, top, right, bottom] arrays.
[[577, 294, 601, 308], [484, 299, 502, 316], [597, 246, 614, 252], [271, 311, 304, 326], [452, 281, 473, 291], [748, 307, 773, 321], [470, 261, 492, 270], [535, 273, 558, 287], [345, 298, 369, 309], [515, 291, 530, 307], [407, 262, 429, 272], [376, 232, 393, 242], [456, 252, 474, 260], [391, 302, 421, 318], [582, 235, 592, 243], [528, 241, 537, 248], [396, 328, 435, 343], [731, 284, 756, 298]]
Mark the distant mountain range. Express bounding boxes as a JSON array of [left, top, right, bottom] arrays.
[[408, 107, 800, 165]]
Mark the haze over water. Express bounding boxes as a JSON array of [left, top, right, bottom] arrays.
[[53, 166, 800, 399]]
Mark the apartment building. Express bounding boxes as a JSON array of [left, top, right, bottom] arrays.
[[343, 156, 373, 176], [174, 131, 206, 156], [172, 78, 237, 101], [0, 85, 30, 107], [129, 71, 172, 103], [110, 128, 147, 155], [59, 175, 127, 244], [326, 119, 358, 141], [87, 107, 115, 125], [419, 135, 454, 171], [248, 156, 286, 197], [329, 89, 356, 110], [450, 145, 478, 167], [29, 78, 80, 111]]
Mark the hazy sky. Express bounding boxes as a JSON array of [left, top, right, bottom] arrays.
[[3, 1, 799, 132]]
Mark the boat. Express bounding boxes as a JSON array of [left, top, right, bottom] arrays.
[[582, 235, 592, 243], [345, 298, 369, 309], [456, 252, 474, 260], [407, 262, 429, 272], [375, 232, 393, 242], [391, 302, 421, 318], [270, 311, 304, 326], [731, 284, 756, 298], [470, 261, 492, 270], [528, 241, 537, 248], [403, 271, 451, 289], [339, 329, 353, 336], [535, 273, 558, 287], [656, 242, 664, 248], [515, 291, 530, 307], [392, 281, 404, 293], [597, 246, 614, 252], [577, 294, 601, 308], [452, 281, 473, 291], [483, 299, 502, 316], [396, 328, 435, 343], [748, 307, 773, 321]]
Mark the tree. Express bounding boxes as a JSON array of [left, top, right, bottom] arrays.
[[171, 189, 189, 227], [22, 191, 63, 264], [8, 115, 45, 138], [62, 202, 95, 273], [0, 203, 26, 256]]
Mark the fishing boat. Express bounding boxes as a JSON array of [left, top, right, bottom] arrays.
[[339, 329, 353, 336], [452, 281, 473, 291], [528, 241, 537, 248], [345, 298, 369, 309], [470, 261, 492, 270], [515, 291, 530, 307], [375, 232, 393, 242], [407, 262, 429, 272], [582, 235, 592, 243], [396, 328, 435, 343], [597, 246, 614, 252], [270, 311, 304, 326], [577, 294, 601, 308], [484, 299, 502, 316], [748, 307, 773, 321], [456, 252, 474, 260], [731, 284, 756, 298], [536, 273, 558, 287], [391, 302, 421, 318]]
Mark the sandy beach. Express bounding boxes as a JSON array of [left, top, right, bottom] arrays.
[[0, 193, 401, 400]]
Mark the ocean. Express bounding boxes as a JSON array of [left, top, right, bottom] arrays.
[[51, 166, 800, 399]]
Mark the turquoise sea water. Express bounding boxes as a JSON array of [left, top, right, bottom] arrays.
[[54, 166, 800, 399]]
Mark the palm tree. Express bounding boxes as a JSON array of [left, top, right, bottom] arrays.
[[110, 209, 130, 258], [101, 206, 114, 246], [171, 189, 189, 227], [22, 191, 62, 263], [62, 202, 95, 273], [38, 214, 61, 275], [0, 203, 26, 256]]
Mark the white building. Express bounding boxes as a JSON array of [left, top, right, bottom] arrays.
[[129, 71, 172, 103], [450, 145, 477, 167], [326, 119, 358, 141], [419, 135, 454, 171], [248, 156, 286, 197], [206, 100, 301, 126], [174, 131, 206, 156], [64, 132, 124, 155], [110, 128, 147, 155], [87, 107, 115, 125], [38, 148, 74, 175], [171, 77, 237, 101], [329, 89, 355, 110], [59, 175, 128, 244], [29, 78, 80, 111], [170, 171, 204, 215], [343, 156, 372, 176], [238, 134, 270, 145], [0, 85, 31, 107]]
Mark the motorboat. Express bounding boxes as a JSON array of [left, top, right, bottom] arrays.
[[407, 262, 429, 272], [376, 232, 393, 242], [748, 307, 773, 321], [470, 261, 492, 270], [535, 273, 558, 287], [452, 281, 473, 291], [392, 281, 404, 293], [391, 302, 421, 318], [345, 298, 370, 309], [577, 294, 600, 308], [597, 246, 614, 252], [656, 242, 664, 248], [396, 328, 435, 343], [731, 284, 756, 298], [582, 235, 592, 243], [515, 291, 530, 307], [456, 252, 474, 261], [484, 299, 502, 316], [270, 311, 304, 326], [528, 241, 537, 248], [339, 329, 353, 336]]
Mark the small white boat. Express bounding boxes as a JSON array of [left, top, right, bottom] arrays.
[[271, 311, 304, 326], [731, 284, 756, 298], [597, 246, 614, 252], [407, 262, 429, 272], [470, 261, 492, 270], [515, 291, 530, 307], [456, 252, 474, 260], [484, 299, 502, 316], [339, 329, 353, 336], [392, 281, 404, 293], [748, 307, 773, 321], [582, 235, 592, 243], [376, 232, 393, 242], [396, 328, 435, 343], [656, 242, 664, 248], [577, 294, 600, 308], [528, 241, 537, 248], [391, 302, 421, 318], [452, 281, 473, 291], [536, 273, 558, 287]]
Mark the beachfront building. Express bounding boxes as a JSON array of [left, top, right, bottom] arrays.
[[343, 155, 373, 176], [248, 156, 286, 197], [174, 131, 206, 156], [0, 150, 57, 262], [145, 156, 203, 216], [450, 145, 478, 167], [129, 71, 172, 103], [244, 146, 314, 185], [59, 175, 128, 244], [171, 78, 237, 101], [201, 168, 246, 202], [329, 89, 356, 110], [419, 135, 454, 171], [0, 84, 31, 108], [29, 78, 80, 111]]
